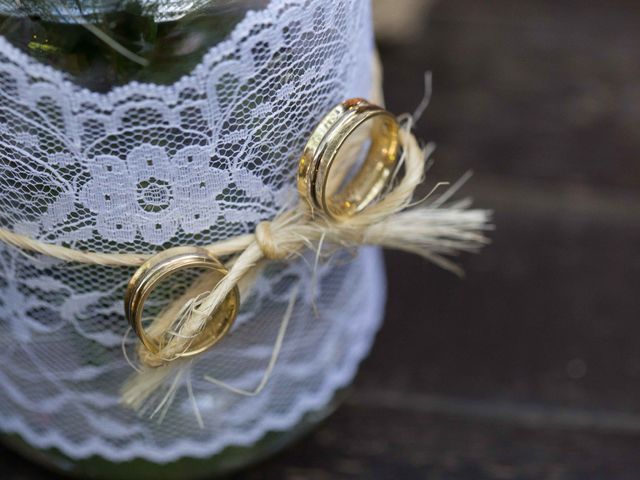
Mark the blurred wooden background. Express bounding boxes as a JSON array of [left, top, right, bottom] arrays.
[[245, 1, 640, 478], [4, 1, 640, 478]]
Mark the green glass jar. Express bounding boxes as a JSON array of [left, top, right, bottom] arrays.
[[0, 1, 383, 478], [0, 0, 265, 91]]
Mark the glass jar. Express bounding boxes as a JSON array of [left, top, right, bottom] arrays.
[[0, 0, 267, 91], [0, 1, 383, 479]]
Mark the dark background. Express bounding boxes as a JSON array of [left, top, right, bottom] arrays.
[[5, 1, 640, 478], [247, 1, 640, 477]]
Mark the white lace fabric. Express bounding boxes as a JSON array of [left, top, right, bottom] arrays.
[[0, 0, 386, 463]]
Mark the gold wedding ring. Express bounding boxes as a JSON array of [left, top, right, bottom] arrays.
[[297, 98, 400, 220], [124, 246, 239, 358]]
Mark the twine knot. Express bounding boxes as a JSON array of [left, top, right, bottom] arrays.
[[255, 221, 289, 260]]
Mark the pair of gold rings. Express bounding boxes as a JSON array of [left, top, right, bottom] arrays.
[[297, 98, 400, 220], [124, 247, 239, 360], [126, 99, 401, 357]]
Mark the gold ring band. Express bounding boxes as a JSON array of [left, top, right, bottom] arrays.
[[124, 246, 239, 359], [297, 98, 400, 220]]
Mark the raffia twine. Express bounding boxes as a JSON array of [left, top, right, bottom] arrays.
[[0, 56, 492, 413], [0, 122, 491, 410]]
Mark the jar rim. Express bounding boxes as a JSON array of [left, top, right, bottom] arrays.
[[0, 0, 218, 23]]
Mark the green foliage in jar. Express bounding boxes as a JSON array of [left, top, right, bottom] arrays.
[[0, 1, 265, 91]]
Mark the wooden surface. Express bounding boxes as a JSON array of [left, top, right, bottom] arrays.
[[4, 0, 640, 478]]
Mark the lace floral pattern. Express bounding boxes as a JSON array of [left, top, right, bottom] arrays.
[[79, 145, 233, 243], [0, 0, 384, 463]]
